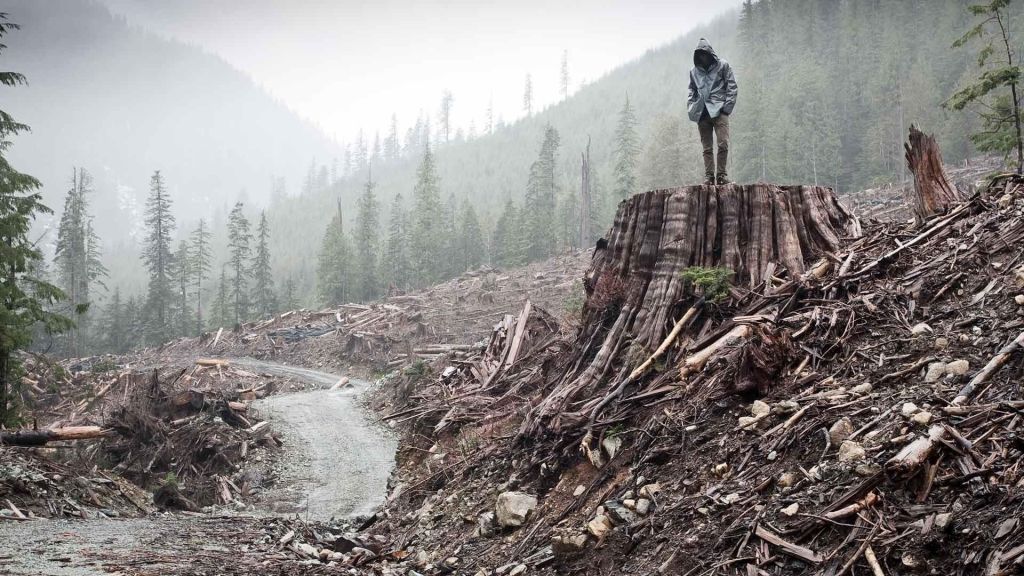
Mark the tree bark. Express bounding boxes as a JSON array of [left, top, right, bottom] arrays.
[[521, 184, 860, 436], [904, 125, 963, 223]]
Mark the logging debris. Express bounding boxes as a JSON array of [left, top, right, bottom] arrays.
[[351, 179, 1024, 576]]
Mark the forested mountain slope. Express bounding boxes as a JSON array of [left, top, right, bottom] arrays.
[[268, 0, 983, 302], [0, 0, 338, 245]]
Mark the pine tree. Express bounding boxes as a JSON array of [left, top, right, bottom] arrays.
[[53, 167, 106, 356], [486, 98, 494, 135], [210, 265, 229, 329], [613, 95, 641, 199], [523, 74, 534, 116], [411, 146, 444, 285], [172, 239, 192, 336], [251, 211, 277, 318], [458, 200, 485, 271], [560, 50, 570, 100], [190, 219, 212, 335], [384, 114, 400, 161], [439, 90, 454, 143], [490, 198, 519, 267], [317, 202, 353, 304], [226, 202, 252, 325], [100, 288, 126, 353], [122, 295, 142, 352], [141, 170, 176, 345], [1, 13, 73, 422], [641, 115, 685, 189], [281, 276, 298, 311], [947, 0, 1023, 172], [354, 175, 380, 301], [382, 193, 411, 292], [523, 125, 561, 261]]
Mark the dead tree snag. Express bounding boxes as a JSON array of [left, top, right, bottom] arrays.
[[905, 125, 963, 223]]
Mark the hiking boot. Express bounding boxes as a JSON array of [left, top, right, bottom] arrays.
[[716, 174, 731, 185], [704, 176, 716, 185]]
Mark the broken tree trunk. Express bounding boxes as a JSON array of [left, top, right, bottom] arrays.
[[521, 184, 860, 436], [0, 425, 110, 446], [905, 125, 963, 223]]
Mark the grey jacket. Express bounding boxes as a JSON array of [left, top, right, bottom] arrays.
[[687, 38, 738, 122]]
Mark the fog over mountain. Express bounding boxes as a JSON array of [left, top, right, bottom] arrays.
[[1, 0, 339, 247]]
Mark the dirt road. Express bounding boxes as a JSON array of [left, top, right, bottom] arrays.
[[244, 359, 397, 519], [0, 359, 395, 575]]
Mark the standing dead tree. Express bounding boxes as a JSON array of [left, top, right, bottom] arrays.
[[520, 184, 860, 436], [905, 125, 963, 223], [579, 137, 593, 249]]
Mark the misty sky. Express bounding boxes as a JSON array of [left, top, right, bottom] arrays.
[[99, 0, 742, 145]]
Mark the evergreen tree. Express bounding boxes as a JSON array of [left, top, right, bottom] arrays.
[[613, 95, 641, 199], [557, 187, 581, 251], [53, 168, 106, 356], [441, 194, 459, 277], [523, 73, 534, 116], [190, 219, 212, 335], [384, 114, 400, 161], [226, 202, 253, 324], [100, 288, 126, 354], [947, 0, 1023, 172], [382, 193, 411, 292], [411, 146, 444, 285], [122, 295, 143, 352], [251, 211, 277, 318], [281, 276, 299, 311], [458, 200, 485, 271], [141, 170, 176, 345], [522, 125, 561, 261], [317, 203, 353, 304], [0, 14, 72, 422], [354, 175, 380, 301], [211, 265, 230, 328], [172, 239, 191, 336], [641, 115, 686, 189], [439, 90, 454, 143], [490, 198, 520, 267], [560, 49, 570, 100]]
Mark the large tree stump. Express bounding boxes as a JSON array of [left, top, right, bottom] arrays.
[[905, 125, 963, 223], [521, 184, 860, 436]]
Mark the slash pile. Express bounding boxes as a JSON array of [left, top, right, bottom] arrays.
[[360, 179, 1024, 576]]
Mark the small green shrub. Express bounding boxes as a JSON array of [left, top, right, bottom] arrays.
[[681, 266, 734, 303]]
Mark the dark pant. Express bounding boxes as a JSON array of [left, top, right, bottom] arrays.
[[698, 113, 730, 180]]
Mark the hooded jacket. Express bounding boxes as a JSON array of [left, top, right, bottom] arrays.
[[687, 38, 737, 122]]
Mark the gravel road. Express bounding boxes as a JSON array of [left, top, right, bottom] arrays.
[[0, 359, 396, 575], [243, 359, 397, 520]]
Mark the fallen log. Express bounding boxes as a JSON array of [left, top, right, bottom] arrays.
[[0, 426, 110, 446]]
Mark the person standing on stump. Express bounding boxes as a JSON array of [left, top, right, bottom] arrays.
[[687, 38, 737, 185]]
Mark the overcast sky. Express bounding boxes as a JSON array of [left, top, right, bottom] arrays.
[[100, 0, 742, 146]]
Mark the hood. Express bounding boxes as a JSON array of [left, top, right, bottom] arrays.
[[693, 37, 720, 69]]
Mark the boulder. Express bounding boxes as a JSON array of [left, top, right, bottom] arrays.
[[828, 417, 855, 445], [838, 440, 866, 462], [495, 491, 537, 528]]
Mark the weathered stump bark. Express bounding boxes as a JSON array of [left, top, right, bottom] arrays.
[[521, 184, 860, 436], [905, 125, 963, 223]]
